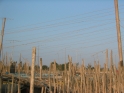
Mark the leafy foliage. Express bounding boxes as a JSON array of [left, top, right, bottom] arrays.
[[49, 62, 70, 71], [42, 65, 49, 70]]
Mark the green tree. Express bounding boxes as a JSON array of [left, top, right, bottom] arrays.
[[42, 65, 49, 70]]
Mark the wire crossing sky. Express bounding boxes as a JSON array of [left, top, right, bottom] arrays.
[[0, 0, 124, 66]]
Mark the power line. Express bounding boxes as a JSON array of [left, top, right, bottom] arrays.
[[3, 19, 116, 38], [4, 6, 118, 31], [4, 4, 124, 32], [3, 28, 116, 48], [18, 40, 117, 57], [4, 21, 115, 44], [5, 7, 124, 35], [3, 5, 124, 62], [4, 16, 116, 35], [4, 32, 122, 53]]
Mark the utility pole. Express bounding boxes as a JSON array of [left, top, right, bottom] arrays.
[[0, 18, 6, 61], [114, 0, 123, 67]]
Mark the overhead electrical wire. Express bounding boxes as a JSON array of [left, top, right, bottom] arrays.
[[3, 26, 116, 48], [4, 31, 122, 54], [4, 4, 124, 32], [3, 4, 124, 62], [4, 21, 115, 45], [5, 7, 124, 35], [18, 39, 117, 57]]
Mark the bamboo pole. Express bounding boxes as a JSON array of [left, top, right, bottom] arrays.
[[18, 73, 21, 93], [30, 47, 36, 93], [64, 62, 66, 93], [67, 55, 71, 93], [110, 69, 112, 93], [54, 60, 56, 93], [40, 58, 42, 80], [45, 87, 46, 93], [7, 80, 10, 93], [6, 52, 8, 72], [1, 53, 122, 93], [41, 87, 44, 93], [0, 76, 2, 93], [80, 67, 83, 93], [106, 49, 108, 73], [49, 64, 51, 92]]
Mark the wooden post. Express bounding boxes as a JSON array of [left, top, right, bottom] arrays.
[[9, 61, 11, 74], [7, 80, 10, 93], [80, 67, 83, 93], [15, 62, 17, 74], [27, 62, 29, 74], [44, 87, 46, 93], [110, 50, 113, 69], [64, 62, 66, 93], [110, 69, 112, 93], [25, 62, 27, 74], [18, 75, 20, 93], [13, 80, 16, 93], [106, 49, 108, 72], [0, 18, 6, 60], [67, 55, 71, 93], [40, 58, 42, 80], [54, 60, 56, 93], [30, 47, 36, 93], [49, 64, 51, 92], [41, 87, 44, 93], [114, 0, 123, 67], [0, 76, 2, 93], [6, 52, 8, 72]]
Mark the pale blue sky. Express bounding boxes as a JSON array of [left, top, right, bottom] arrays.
[[0, 0, 124, 66]]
